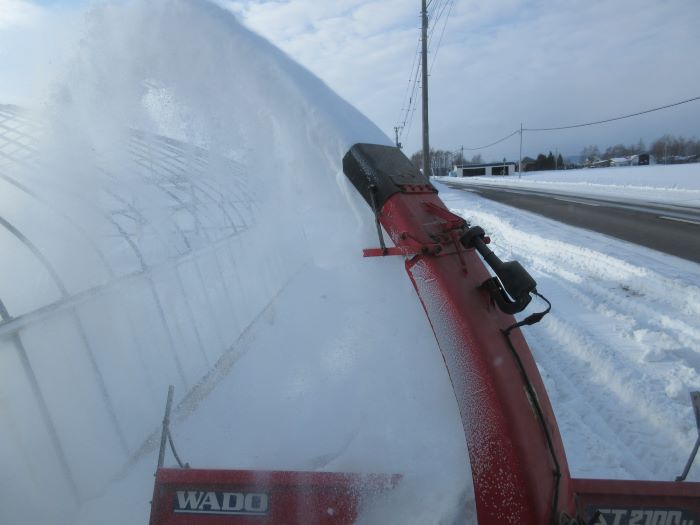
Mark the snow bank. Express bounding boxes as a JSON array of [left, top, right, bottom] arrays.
[[437, 163, 700, 207]]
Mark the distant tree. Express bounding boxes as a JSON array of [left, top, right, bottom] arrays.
[[557, 153, 564, 169], [581, 145, 600, 164], [689, 138, 700, 156], [635, 138, 646, 154], [534, 153, 547, 171], [546, 151, 555, 170], [470, 154, 483, 164], [411, 148, 466, 175], [602, 144, 633, 160], [650, 135, 674, 160], [410, 150, 422, 169], [431, 149, 456, 176]]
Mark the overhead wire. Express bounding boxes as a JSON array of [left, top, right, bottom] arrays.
[[397, 14, 426, 143], [461, 129, 520, 151], [458, 95, 700, 151], [523, 95, 700, 131], [430, 0, 455, 73], [428, 0, 449, 43], [398, 0, 455, 145], [402, 56, 422, 141], [395, 6, 428, 143], [395, 35, 422, 127]]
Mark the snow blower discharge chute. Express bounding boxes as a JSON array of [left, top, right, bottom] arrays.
[[149, 143, 700, 525]]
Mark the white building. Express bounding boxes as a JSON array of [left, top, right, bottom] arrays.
[[451, 161, 517, 177]]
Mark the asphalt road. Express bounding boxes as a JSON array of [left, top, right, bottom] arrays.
[[442, 182, 700, 264]]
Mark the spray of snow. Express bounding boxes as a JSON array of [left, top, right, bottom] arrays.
[[1, 1, 470, 524]]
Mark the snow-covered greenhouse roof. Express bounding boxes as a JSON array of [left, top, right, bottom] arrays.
[[0, 104, 254, 322]]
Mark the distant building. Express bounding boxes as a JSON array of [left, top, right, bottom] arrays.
[[589, 159, 612, 168], [452, 161, 517, 177], [587, 154, 656, 168], [609, 157, 632, 167], [520, 156, 536, 172], [630, 153, 654, 166]]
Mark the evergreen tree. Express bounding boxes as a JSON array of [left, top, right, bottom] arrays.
[[581, 145, 600, 164], [547, 151, 555, 170], [534, 153, 547, 171]]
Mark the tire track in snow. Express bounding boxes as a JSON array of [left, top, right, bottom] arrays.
[[498, 226, 698, 479], [439, 185, 700, 482]]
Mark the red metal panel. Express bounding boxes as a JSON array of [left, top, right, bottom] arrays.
[[150, 468, 398, 525], [377, 192, 576, 524]]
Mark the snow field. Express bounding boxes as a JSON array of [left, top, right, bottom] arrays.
[[437, 163, 700, 208]]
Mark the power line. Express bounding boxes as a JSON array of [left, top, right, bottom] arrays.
[[525, 95, 700, 131], [395, 0, 456, 146], [457, 94, 700, 152], [395, 35, 422, 126], [399, 53, 423, 141], [427, 0, 444, 19], [461, 129, 520, 151], [430, 0, 455, 73], [428, 0, 449, 43]]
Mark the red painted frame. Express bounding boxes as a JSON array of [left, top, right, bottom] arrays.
[[150, 468, 399, 525]]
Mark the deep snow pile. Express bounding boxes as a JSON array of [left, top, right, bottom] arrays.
[[437, 163, 700, 207]]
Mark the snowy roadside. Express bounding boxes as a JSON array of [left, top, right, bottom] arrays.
[[436, 179, 700, 482], [435, 163, 700, 208]]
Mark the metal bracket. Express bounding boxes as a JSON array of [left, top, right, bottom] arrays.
[[157, 385, 189, 470], [675, 391, 700, 481], [421, 201, 466, 232], [363, 247, 409, 257]]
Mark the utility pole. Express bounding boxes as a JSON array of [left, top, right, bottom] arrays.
[[518, 123, 523, 179], [421, 0, 430, 178], [394, 126, 402, 149]]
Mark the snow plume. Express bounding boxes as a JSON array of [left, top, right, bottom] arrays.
[[42, 0, 389, 247], [1, 1, 469, 524]]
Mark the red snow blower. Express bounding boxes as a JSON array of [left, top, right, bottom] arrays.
[[149, 144, 700, 525]]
